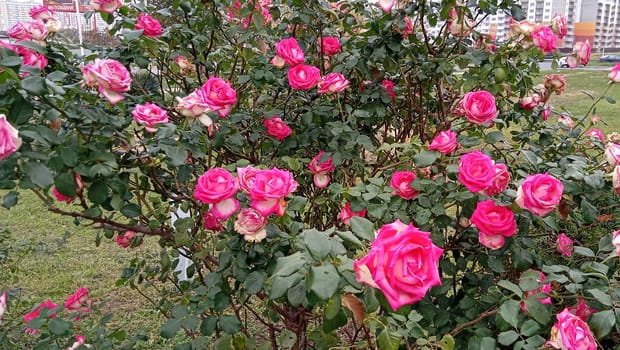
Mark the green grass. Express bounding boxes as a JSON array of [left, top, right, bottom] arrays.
[[539, 69, 620, 133]]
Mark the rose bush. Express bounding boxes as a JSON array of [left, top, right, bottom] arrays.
[[1, 0, 620, 349]]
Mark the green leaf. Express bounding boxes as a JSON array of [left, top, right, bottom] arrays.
[[580, 199, 599, 224], [497, 280, 523, 297], [244, 271, 267, 294], [524, 297, 551, 325], [485, 131, 505, 143], [160, 318, 182, 338], [273, 252, 306, 277], [120, 203, 141, 218], [573, 246, 595, 257], [1, 191, 19, 209], [350, 216, 375, 241], [587, 289, 612, 306], [23, 162, 54, 188], [219, 315, 241, 334], [88, 181, 109, 204], [377, 330, 402, 350], [287, 280, 305, 306], [413, 150, 440, 167], [270, 273, 302, 299], [521, 150, 540, 166], [214, 335, 233, 350], [200, 316, 217, 336], [48, 318, 71, 336], [323, 309, 347, 333], [123, 29, 144, 40], [520, 319, 540, 337], [304, 230, 331, 260], [309, 264, 340, 300], [499, 300, 520, 328], [480, 337, 496, 350], [325, 296, 341, 320], [498, 330, 519, 346], [54, 172, 77, 198], [439, 334, 455, 350], [335, 231, 363, 247], [21, 76, 47, 96], [589, 310, 615, 338]]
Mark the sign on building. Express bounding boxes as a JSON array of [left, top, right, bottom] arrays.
[[43, 0, 91, 13]]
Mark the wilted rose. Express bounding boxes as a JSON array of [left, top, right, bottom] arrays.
[[234, 208, 268, 242]]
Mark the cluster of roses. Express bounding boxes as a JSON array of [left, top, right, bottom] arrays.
[[175, 76, 237, 130], [17, 287, 91, 346], [227, 0, 272, 30], [270, 37, 350, 93], [193, 166, 297, 242]]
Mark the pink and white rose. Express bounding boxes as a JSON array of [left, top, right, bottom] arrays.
[[318, 73, 350, 94], [132, 102, 168, 132], [390, 170, 419, 200], [531, 26, 557, 53], [458, 151, 496, 193], [263, 116, 292, 141], [605, 142, 620, 166], [237, 166, 259, 194], [0, 291, 6, 325], [308, 151, 335, 188], [516, 173, 563, 216], [91, 0, 122, 13], [609, 64, 620, 83], [428, 130, 458, 154], [199, 77, 237, 117], [274, 37, 305, 66], [484, 163, 510, 196], [556, 233, 573, 257], [546, 308, 597, 350], [522, 270, 552, 309], [448, 8, 474, 37], [585, 129, 605, 143], [470, 200, 516, 250], [135, 13, 163, 38], [176, 91, 210, 118], [249, 167, 298, 216], [551, 14, 568, 39], [613, 229, 620, 256], [287, 64, 321, 90], [24, 300, 58, 335], [612, 166, 620, 196], [568, 40, 591, 68], [234, 208, 268, 242], [338, 202, 367, 226], [544, 74, 566, 95], [203, 210, 223, 232], [65, 287, 91, 314], [0, 114, 22, 161], [67, 335, 88, 350], [354, 220, 443, 310], [377, 0, 396, 12], [194, 168, 239, 219], [461, 90, 497, 125], [558, 114, 574, 129], [29, 5, 54, 21], [82, 59, 131, 105]]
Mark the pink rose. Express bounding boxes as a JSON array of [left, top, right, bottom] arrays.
[[338, 202, 367, 226], [132, 102, 168, 132], [274, 37, 305, 66], [399, 16, 414, 37], [67, 335, 88, 350], [203, 210, 224, 231], [82, 59, 131, 105], [7, 22, 29, 41], [234, 208, 268, 242], [194, 168, 239, 219], [116, 230, 141, 248], [377, 0, 396, 12], [287, 64, 321, 90], [22, 20, 48, 43], [544, 74, 566, 95], [24, 300, 58, 335], [381, 80, 395, 100], [308, 151, 335, 188], [519, 93, 541, 110], [612, 166, 620, 196], [52, 174, 83, 204], [556, 233, 573, 257], [0, 291, 6, 324], [531, 26, 557, 53], [175, 91, 209, 118], [558, 114, 574, 129], [29, 5, 54, 21], [354, 220, 443, 310], [567, 299, 596, 321], [605, 142, 620, 166], [585, 129, 605, 143], [448, 8, 474, 37], [18, 47, 48, 74], [613, 229, 620, 256], [568, 40, 591, 68], [237, 165, 259, 194], [551, 14, 568, 39], [484, 163, 510, 196], [458, 151, 496, 193], [470, 200, 516, 250], [199, 77, 237, 117], [65, 287, 91, 314], [428, 130, 458, 154], [541, 104, 552, 121], [546, 308, 596, 350], [174, 55, 195, 75], [609, 64, 620, 83], [318, 73, 350, 94], [92, 0, 122, 13], [263, 116, 292, 141], [249, 167, 298, 216], [522, 270, 552, 308], [319, 37, 341, 56], [461, 90, 497, 125], [516, 173, 563, 216], [390, 171, 419, 200], [0, 114, 22, 161], [135, 13, 163, 37]]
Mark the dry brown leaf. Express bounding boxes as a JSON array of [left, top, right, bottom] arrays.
[[341, 293, 365, 324]]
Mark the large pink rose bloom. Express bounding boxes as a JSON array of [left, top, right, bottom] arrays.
[[0, 114, 22, 161], [484, 163, 510, 196], [461, 90, 497, 125], [29, 5, 55, 21], [132, 102, 168, 132], [273, 37, 305, 66], [82, 59, 131, 105], [458, 151, 496, 192], [194, 168, 239, 219], [516, 173, 563, 216], [609, 64, 620, 83], [568, 40, 591, 68], [135, 13, 163, 37], [263, 116, 292, 141], [249, 168, 298, 216], [200, 77, 237, 117], [308, 151, 335, 188], [390, 170, 419, 200], [546, 308, 597, 350], [319, 37, 341, 56], [531, 26, 557, 53], [470, 200, 516, 250], [92, 0, 122, 13], [234, 208, 268, 242], [377, 0, 396, 12], [428, 130, 458, 154], [287, 64, 321, 90], [237, 165, 259, 194], [354, 220, 443, 310], [176, 91, 210, 118], [18, 47, 48, 75], [318, 73, 350, 94], [605, 142, 620, 166]]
